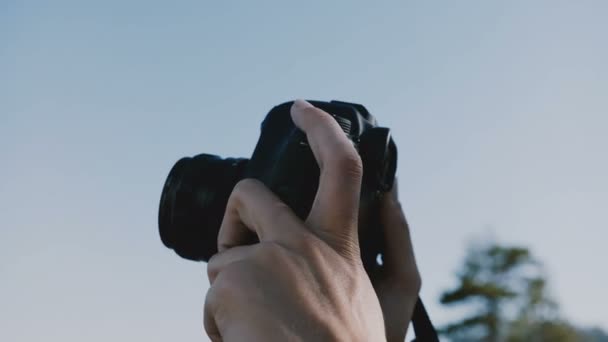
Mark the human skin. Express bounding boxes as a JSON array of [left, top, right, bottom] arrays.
[[203, 99, 421, 342]]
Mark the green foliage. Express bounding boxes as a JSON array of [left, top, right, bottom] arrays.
[[440, 278, 516, 304], [439, 240, 608, 342], [507, 319, 580, 342], [439, 241, 543, 341]]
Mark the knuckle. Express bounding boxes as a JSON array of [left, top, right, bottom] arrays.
[[227, 178, 266, 212], [292, 233, 327, 262], [332, 148, 363, 176], [210, 264, 246, 300], [206, 259, 218, 283], [287, 228, 315, 250], [256, 235, 318, 268], [204, 283, 220, 311], [204, 276, 237, 332], [254, 241, 287, 261], [231, 178, 262, 198], [302, 233, 322, 251], [206, 253, 226, 284]]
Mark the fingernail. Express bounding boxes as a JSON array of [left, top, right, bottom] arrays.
[[292, 99, 314, 110]]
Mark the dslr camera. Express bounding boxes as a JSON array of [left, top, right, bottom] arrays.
[[158, 100, 397, 272]]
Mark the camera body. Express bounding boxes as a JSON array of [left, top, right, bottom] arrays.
[[159, 100, 397, 272]]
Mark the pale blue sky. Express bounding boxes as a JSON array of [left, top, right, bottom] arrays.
[[1, 1, 607, 341]]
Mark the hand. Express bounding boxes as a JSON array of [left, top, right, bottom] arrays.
[[204, 99, 384, 341], [370, 180, 421, 342], [203, 100, 418, 341]]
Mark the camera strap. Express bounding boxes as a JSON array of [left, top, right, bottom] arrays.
[[411, 297, 439, 342]]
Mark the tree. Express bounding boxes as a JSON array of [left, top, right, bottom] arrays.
[[439, 240, 607, 342], [440, 242, 545, 341]]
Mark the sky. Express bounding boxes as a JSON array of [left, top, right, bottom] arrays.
[[1, 1, 607, 341]]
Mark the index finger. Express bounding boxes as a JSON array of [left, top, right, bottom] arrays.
[[218, 179, 305, 252], [290, 100, 363, 246]]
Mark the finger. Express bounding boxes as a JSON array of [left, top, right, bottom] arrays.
[[218, 178, 305, 252], [207, 245, 258, 284], [204, 285, 222, 342], [205, 243, 285, 341], [290, 100, 363, 242], [379, 179, 420, 288], [204, 255, 253, 342]]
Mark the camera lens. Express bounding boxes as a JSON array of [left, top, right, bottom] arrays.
[[158, 154, 248, 261]]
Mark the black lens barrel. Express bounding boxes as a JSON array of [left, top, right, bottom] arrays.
[[158, 154, 248, 261]]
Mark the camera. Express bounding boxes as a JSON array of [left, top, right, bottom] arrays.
[[158, 100, 397, 272]]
